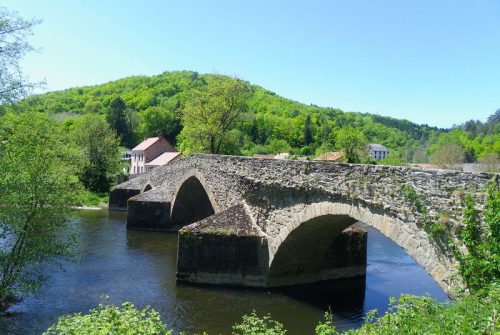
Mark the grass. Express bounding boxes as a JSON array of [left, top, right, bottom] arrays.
[[74, 191, 109, 207]]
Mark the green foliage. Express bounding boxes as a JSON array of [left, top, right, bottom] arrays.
[[74, 191, 109, 207], [0, 7, 41, 105], [429, 143, 465, 169], [107, 96, 133, 146], [180, 76, 249, 154], [451, 182, 499, 293], [315, 313, 339, 335], [335, 126, 367, 163], [401, 184, 447, 243], [139, 98, 181, 143], [341, 286, 499, 335], [378, 155, 406, 166], [232, 311, 286, 335], [70, 114, 121, 193], [45, 286, 500, 335], [7, 71, 497, 161], [0, 112, 79, 311], [402, 184, 425, 213], [43, 302, 173, 335]]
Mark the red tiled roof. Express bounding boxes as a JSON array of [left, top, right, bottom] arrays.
[[314, 151, 344, 161], [132, 137, 161, 151], [145, 152, 181, 166]]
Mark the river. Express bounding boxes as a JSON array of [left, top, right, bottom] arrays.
[[0, 209, 448, 334]]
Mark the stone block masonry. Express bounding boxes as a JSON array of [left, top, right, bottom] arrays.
[[109, 154, 497, 295]]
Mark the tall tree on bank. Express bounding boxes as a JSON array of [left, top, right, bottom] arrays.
[[0, 7, 41, 106], [179, 76, 249, 154], [336, 126, 368, 163], [0, 113, 79, 311], [107, 96, 131, 146], [304, 114, 313, 145], [71, 114, 121, 193]]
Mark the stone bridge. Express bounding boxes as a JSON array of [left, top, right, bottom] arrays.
[[109, 154, 496, 295]]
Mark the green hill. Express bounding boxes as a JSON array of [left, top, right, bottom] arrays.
[[4, 71, 498, 163]]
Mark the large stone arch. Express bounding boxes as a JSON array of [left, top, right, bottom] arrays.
[[170, 169, 220, 227], [267, 201, 453, 293]]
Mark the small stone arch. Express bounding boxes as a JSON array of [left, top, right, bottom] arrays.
[[142, 182, 154, 193], [267, 201, 452, 293], [170, 169, 219, 227]]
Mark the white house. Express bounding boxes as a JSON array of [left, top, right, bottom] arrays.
[[368, 143, 389, 160], [130, 136, 177, 176]]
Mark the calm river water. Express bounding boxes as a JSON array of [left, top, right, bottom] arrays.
[[0, 209, 448, 335]]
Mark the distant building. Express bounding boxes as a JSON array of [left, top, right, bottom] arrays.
[[314, 151, 344, 162], [130, 136, 177, 176], [368, 143, 389, 160]]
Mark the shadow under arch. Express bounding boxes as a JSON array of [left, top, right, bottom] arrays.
[[142, 183, 153, 193], [267, 213, 366, 287], [266, 200, 450, 293], [170, 170, 218, 228]]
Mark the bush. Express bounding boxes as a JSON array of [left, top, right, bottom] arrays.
[[43, 302, 173, 335], [232, 311, 286, 335]]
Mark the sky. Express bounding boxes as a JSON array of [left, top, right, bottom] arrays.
[[3, 0, 500, 128]]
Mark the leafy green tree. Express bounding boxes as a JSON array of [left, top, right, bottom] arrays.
[[107, 96, 131, 146], [304, 114, 313, 145], [71, 114, 121, 193], [0, 7, 41, 105], [43, 302, 173, 335], [429, 143, 465, 169], [0, 113, 79, 311], [335, 126, 367, 163], [140, 103, 181, 144], [179, 76, 249, 154], [451, 182, 499, 293]]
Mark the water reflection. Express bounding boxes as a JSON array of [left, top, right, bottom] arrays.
[[0, 210, 448, 335]]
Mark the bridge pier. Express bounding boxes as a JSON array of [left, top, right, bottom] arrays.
[[109, 187, 140, 211], [177, 204, 269, 287]]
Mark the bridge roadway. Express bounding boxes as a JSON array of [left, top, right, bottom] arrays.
[[109, 154, 496, 295]]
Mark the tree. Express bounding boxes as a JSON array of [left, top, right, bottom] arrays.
[[106, 96, 130, 146], [0, 7, 41, 105], [304, 114, 313, 145], [429, 143, 465, 169], [139, 100, 181, 144], [0, 113, 79, 311], [179, 76, 249, 154], [335, 126, 367, 163], [451, 182, 499, 293], [71, 114, 120, 193]]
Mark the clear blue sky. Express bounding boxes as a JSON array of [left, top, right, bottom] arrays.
[[4, 0, 500, 128]]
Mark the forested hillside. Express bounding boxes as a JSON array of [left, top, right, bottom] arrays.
[[4, 71, 498, 164]]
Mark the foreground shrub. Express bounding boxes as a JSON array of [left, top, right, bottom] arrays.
[[232, 311, 286, 335], [43, 302, 172, 335], [45, 286, 498, 334]]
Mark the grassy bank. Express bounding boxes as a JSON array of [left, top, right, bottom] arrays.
[[74, 191, 109, 208]]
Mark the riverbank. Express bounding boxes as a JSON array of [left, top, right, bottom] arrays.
[[73, 191, 109, 209]]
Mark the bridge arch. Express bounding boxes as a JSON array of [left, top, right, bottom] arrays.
[[170, 169, 219, 227], [267, 201, 450, 292], [141, 182, 154, 193]]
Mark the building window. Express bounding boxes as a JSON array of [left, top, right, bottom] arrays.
[[133, 166, 136, 174]]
